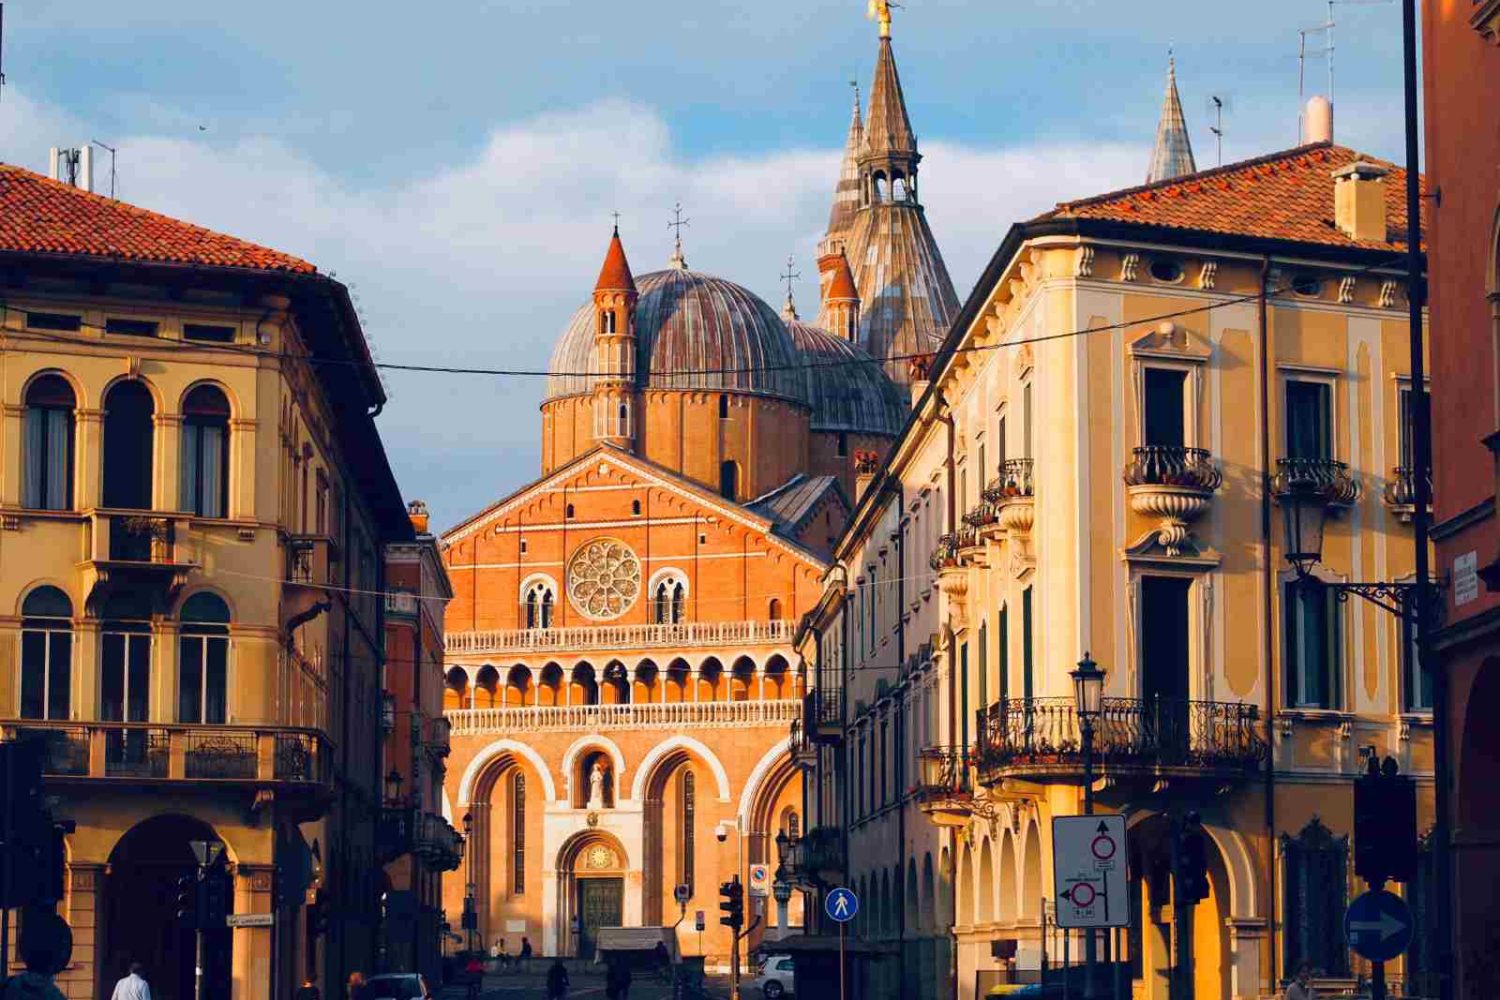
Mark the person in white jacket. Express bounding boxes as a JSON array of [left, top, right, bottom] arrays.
[[109, 963, 151, 1000]]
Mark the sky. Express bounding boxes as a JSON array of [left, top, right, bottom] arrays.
[[0, 0, 1415, 528]]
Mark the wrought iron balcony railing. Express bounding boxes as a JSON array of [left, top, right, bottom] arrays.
[[975, 696, 1265, 783], [1123, 446, 1223, 491], [415, 811, 464, 870], [983, 459, 1035, 503], [1381, 466, 1432, 523], [803, 689, 843, 744], [2, 721, 332, 788], [914, 746, 970, 799], [1271, 457, 1361, 506]]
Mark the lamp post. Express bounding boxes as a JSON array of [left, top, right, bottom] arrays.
[[385, 768, 404, 805], [461, 812, 476, 955], [1070, 653, 1105, 1000], [773, 831, 794, 938]]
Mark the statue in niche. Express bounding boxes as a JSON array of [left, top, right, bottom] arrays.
[[587, 760, 610, 809]]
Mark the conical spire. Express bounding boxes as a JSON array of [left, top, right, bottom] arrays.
[[594, 225, 636, 292], [1146, 57, 1197, 184], [864, 36, 917, 157], [822, 85, 865, 249]]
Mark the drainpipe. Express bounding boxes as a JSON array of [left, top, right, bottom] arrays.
[[932, 390, 960, 1000], [1257, 255, 1279, 988]]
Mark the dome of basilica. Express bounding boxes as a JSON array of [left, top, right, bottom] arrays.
[[545, 267, 809, 406], [783, 317, 907, 438]]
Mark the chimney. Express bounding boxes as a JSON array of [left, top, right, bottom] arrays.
[[1332, 161, 1390, 242], [853, 451, 880, 502], [407, 499, 431, 535], [47, 146, 93, 192], [1303, 95, 1334, 144]]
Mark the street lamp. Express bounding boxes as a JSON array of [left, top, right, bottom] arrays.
[[1070, 652, 1106, 1000], [385, 768, 404, 805]]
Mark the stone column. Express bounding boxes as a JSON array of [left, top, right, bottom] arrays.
[[59, 863, 106, 1000], [154, 413, 182, 512], [756, 666, 766, 700], [690, 669, 700, 703], [232, 863, 276, 1000], [230, 417, 257, 520], [1226, 917, 1267, 1000], [75, 408, 103, 510], [0, 403, 23, 508]]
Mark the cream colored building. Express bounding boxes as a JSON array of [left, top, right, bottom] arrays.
[[0, 160, 415, 1000], [796, 106, 1435, 1000]]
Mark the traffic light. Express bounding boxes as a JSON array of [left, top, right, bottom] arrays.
[[201, 866, 229, 929], [718, 878, 743, 930], [1355, 755, 1418, 885], [0, 740, 48, 909], [175, 873, 202, 928], [1175, 812, 1209, 904]]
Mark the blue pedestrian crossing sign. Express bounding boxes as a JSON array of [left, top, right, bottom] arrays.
[[1344, 889, 1413, 962], [825, 886, 859, 923]]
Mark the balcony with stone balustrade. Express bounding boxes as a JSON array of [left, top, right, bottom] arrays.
[[446, 698, 802, 735]]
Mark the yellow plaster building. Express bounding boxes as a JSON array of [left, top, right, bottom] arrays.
[[796, 114, 1435, 1000], [0, 161, 414, 1000]]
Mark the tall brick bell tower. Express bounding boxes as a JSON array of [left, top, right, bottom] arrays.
[[590, 226, 639, 450]]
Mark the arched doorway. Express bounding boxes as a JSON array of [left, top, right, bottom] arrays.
[[1126, 813, 1232, 1000], [102, 815, 232, 1000], [639, 748, 706, 925], [1456, 657, 1500, 997], [556, 832, 628, 959]]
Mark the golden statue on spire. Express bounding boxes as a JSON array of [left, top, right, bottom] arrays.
[[867, 0, 897, 38]]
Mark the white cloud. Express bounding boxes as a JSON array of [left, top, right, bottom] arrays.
[[3, 93, 1147, 527]]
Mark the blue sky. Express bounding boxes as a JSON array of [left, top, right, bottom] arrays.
[[0, 0, 1414, 526]]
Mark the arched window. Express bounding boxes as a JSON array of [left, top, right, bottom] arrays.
[[599, 310, 616, 335], [677, 769, 696, 894], [768, 598, 782, 621], [718, 394, 730, 420], [719, 461, 739, 501], [512, 772, 527, 895], [524, 581, 555, 630], [181, 385, 230, 518], [22, 375, 75, 510], [178, 592, 230, 724], [102, 380, 155, 510], [654, 582, 672, 624], [20, 586, 72, 720], [632, 500, 642, 517], [101, 590, 153, 770], [565, 503, 575, 519], [618, 402, 629, 434]]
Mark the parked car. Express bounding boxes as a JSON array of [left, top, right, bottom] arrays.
[[363, 974, 433, 1000], [739, 955, 795, 999]]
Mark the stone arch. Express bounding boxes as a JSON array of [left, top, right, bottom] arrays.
[[554, 828, 632, 957], [632, 735, 731, 803], [764, 653, 792, 699], [957, 842, 974, 926], [177, 377, 242, 418], [698, 656, 725, 701], [939, 845, 953, 920], [999, 829, 1019, 923], [633, 658, 659, 702], [504, 664, 532, 706], [1021, 819, 1043, 919], [562, 734, 628, 805], [458, 738, 558, 805], [445, 666, 472, 710], [921, 852, 936, 932], [978, 836, 996, 923], [538, 661, 565, 706], [729, 655, 757, 702], [474, 664, 501, 708], [664, 657, 692, 703], [906, 857, 919, 932], [735, 736, 792, 820]]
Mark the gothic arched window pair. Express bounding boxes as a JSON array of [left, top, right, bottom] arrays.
[[525, 581, 555, 630], [653, 575, 686, 625]]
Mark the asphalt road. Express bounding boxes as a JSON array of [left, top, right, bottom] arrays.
[[439, 968, 737, 1000]]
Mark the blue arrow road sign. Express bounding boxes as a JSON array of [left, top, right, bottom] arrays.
[[825, 886, 859, 923], [1344, 889, 1413, 962]]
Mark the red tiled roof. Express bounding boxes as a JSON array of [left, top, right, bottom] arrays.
[[822, 251, 858, 301], [0, 164, 315, 273], [1039, 142, 1424, 252], [594, 229, 636, 293]]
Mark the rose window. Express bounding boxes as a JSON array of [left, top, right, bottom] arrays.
[[567, 538, 641, 620]]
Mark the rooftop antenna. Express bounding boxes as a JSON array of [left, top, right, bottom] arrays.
[[667, 202, 690, 269], [610, 210, 621, 235], [1299, 0, 1395, 141], [1206, 95, 1232, 166], [90, 140, 117, 199], [0, 3, 8, 108]]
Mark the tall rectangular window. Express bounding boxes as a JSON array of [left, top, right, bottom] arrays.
[[1022, 384, 1034, 459], [879, 719, 889, 806], [999, 605, 1010, 703], [978, 623, 989, 709], [1285, 379, 1333, 460], [1402, 593, 1432, 712], [676, 771, 694, 894], [996, 414, 1007, 469], [177, 628, 228, 724], [1144, 368, 1188, 448], [1399, 386, 1415, 469], [1284, 582, 1341, 709], [20, 596, 72, 721], [1022, 588, 1035, 700], [960, 642, 970, 756], [513, 772, 527, 894]]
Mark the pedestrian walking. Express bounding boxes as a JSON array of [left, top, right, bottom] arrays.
[[109, 963, 151, 1000], [463, 955, 484, 1000], [545, 958, 569, 1000], [518, 937, 533, 974], [1285, 963, 1318, 1000], [346, 972, 367, 1000]]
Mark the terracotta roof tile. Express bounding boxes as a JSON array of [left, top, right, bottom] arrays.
[[594, 229, 636, 293], [1040, 142, 1424, 252], [0, 163, 315, 273]]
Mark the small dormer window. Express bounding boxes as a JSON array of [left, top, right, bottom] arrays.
[[1291, 273, 1323, 298], [1149, 259, 1184, 283]]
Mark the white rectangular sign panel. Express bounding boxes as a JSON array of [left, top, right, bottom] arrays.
[[1454, 551, 1479, 607], [226, 913, 275, 928], [1052, 815, 1128, 929]]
